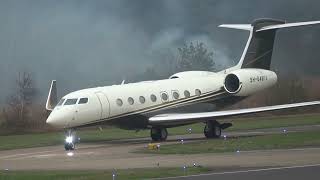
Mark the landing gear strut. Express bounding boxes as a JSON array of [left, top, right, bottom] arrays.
[[151, 127, 168, 141], [64, 129, 76, 151]]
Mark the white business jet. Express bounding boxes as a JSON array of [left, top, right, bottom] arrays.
[[46, 19, 320, 150]]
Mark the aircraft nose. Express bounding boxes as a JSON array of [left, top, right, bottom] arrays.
[[46, 110, 68, 128], [46, 114, 56, 125]]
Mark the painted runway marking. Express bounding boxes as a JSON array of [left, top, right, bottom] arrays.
[[0, 150, 59, 159], [8, 151, 96, 160], [154, 164, 320, 179], [224, 147, 320, 154]]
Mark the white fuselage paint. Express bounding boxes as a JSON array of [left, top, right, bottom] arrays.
[[47, 68, 278, 129], [47, 73, 226, 128], [46, 67, 278, 129]]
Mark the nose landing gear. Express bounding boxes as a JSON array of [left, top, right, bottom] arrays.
[[64, 129, 77, 151]]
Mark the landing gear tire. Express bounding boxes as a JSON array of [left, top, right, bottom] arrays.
[[64, 142, 75, 151], [64, 129, 77, 151], [151, 128, 168, 141], [204, 121, 221, 138]]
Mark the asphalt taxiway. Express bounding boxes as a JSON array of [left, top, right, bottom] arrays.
[[0, 125, 320, 171]]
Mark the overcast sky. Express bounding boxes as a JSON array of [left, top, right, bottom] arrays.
[[1, 0, 320, 103]]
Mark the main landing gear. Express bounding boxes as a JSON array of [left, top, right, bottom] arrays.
[[149, 121, 232, 142], [204, 120, 232, 139], [64, 129, 77, 151], [150, 127, 168, 141]]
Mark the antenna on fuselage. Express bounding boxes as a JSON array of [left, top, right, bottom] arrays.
[[121, 80, 125, 85]]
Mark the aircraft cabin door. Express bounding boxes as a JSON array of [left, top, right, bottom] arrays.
[[95, 92, 110, 120]]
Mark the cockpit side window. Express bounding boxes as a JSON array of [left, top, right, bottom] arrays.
[[78, 98, 88, 104], [64, 98, 78, 105], [57, 98, 65, 106]]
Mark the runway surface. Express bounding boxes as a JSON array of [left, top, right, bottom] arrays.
[[0, 125, 320, 171], [158, 164, 320, 180]]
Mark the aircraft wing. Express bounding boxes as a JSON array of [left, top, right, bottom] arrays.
[[149, 101, 320, 125]]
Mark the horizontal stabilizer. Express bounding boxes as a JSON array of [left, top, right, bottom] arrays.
[[219, 20, 320, 32], [219, 24, 252, 31], [257, 20, 320, 32], [149, 101, 320, 124], [46, 80, 57, 111]]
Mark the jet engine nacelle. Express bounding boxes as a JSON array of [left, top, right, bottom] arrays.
[[224, 69, 277, 96]]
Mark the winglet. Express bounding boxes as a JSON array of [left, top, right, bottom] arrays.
[[45, 80, 57, 111]]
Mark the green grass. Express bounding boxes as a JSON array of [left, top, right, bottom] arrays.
[[0, 129, 149, 151], [0, 132, 63, 151], [0, 114, 320, 151], [0, 167, 210, 180], [138, 131, 320, 154], [227, 114, 320, 131]]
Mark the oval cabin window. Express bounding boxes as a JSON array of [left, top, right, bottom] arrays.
[[195, 89, 202, 96], [150, 94, 157, 102], [128, 97, 134, 105], [116, 99, 123, 106], [184, 90, 190, 98], [172, 92, 179, 100], [139, 96, 146, 104], [161, 93, 168, 101]]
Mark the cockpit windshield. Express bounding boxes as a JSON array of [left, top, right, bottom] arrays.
[[64, 98, 78, 105], [78, 98, 88, 104], [56, 98, 65, 106]]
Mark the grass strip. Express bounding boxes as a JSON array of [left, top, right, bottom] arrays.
[[0, 167, 210, 180], [137, 131, 320, 154]]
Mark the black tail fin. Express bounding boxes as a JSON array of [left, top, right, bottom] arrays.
[[241, 19, 285, 70], [219, 19, 320, 71]]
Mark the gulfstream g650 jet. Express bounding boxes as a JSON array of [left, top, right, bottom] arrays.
[[46, 19, 320, 150]]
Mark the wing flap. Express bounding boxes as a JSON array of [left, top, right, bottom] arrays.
[[149, 101, 320, 125]]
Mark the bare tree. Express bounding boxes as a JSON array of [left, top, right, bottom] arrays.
[[0, 108, 4, 127], [6, 72, 37, 127]]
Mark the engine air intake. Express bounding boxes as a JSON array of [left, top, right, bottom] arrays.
[[224, 74, 241, 94]]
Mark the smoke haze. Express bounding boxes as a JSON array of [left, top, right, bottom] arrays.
[[0, 0, 320, 102]]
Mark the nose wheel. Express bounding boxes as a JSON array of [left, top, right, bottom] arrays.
[[64, 141, 75, 151], [64, 129, 77, 151], [151, 127, 168, 141]]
